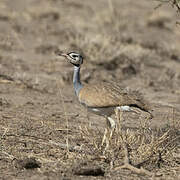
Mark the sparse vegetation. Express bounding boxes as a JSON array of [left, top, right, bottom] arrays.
[[155, 0, 180, 12], [79, 110, 179, 177]]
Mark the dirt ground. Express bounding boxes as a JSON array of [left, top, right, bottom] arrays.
[[0, 0, 180, 179]]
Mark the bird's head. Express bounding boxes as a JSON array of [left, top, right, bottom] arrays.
[[56, 51, 83, 67]]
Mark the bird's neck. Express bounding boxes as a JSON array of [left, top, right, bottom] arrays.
[[73, 65, 83, 96]]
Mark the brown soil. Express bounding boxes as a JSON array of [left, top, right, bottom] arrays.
[[0, 0, 180, 179]]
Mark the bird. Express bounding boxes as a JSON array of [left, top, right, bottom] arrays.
[[55, 50, 153, 148]]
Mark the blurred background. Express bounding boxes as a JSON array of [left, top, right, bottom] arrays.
[[0, 0, 180, 92]]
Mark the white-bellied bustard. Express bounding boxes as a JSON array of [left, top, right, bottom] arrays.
[[55, 51, 153, 148]]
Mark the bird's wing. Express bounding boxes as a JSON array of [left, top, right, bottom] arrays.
[[78, 82, 150, 111]]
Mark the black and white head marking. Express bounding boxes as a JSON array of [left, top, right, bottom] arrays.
[[67, 52, 83, 66]]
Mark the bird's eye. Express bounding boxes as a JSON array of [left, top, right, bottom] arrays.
[[72, 54, 78, 58]]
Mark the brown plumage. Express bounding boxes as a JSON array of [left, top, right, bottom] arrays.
[[79, 82, 151, 112]]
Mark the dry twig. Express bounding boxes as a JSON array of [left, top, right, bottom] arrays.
[[114, 139, 155, 177]]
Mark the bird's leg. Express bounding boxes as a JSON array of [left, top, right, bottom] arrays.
[[85, 107, 90, 123], [101, 128, 107, 147], [101, 117, 110, 148], [115, 107, 123, 134], [101, 128, 110, 151], [107, 117, 116, 139], [101, 116, 116, 150]]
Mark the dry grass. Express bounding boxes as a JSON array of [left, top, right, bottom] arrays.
[[78, 109, 180, 177], [155, 0, 180, 12]]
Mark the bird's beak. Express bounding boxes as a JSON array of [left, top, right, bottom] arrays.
[[54, 50, 68, 58], [60, 53, 68, 58]]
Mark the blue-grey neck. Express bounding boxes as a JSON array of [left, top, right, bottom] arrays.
[[73, 65, 83, 96]]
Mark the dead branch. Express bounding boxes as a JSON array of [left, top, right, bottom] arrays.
[[114, 140, 156, 177]]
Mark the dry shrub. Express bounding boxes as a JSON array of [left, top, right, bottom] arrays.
[[155, 0, 180, 12], [79, 110, 180, 176], [64, 30, 122, 64]]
